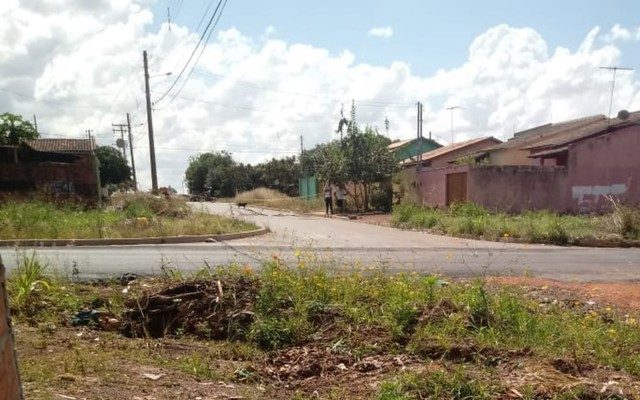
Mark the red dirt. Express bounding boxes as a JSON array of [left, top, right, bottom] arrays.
[[488, 276, 640, 311]]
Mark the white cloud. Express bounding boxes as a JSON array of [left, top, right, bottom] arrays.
[[2, 3, 638, 192], [368, 26, 393, 38], [604, 24, 633, 42]]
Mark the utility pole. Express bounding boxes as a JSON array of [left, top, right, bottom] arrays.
[[112, 123, 128, 162], [87, 129, 101, 207], [446, 106, 461, 144], [600, 66, 634, 120], [33, 115, 38, 134], [127, 113, 138, 191], [143, 50, 159, 192], [416, 102, 424, 165]]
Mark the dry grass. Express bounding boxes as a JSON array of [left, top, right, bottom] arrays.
[[233, 187, 323, 213], [0, 195, 256, 240]]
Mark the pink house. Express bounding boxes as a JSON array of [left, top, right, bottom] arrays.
[[414, 111, 640, 213]]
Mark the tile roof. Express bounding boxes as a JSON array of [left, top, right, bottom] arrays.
[[485, 115, 607, 152], [25, 139, 93, 154], [523, 111, 640, 150], [401, 136, 501, 166]]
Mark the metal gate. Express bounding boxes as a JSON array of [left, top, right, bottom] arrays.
[[446, 172, 467, 206]]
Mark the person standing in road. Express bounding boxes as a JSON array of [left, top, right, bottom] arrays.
[[323, 182, 333, 216], [335, 184, 346, 213]]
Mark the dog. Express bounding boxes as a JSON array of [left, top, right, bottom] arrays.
[[236, 202, 247, 208]]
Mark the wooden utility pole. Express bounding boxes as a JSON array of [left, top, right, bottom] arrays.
[[127, 113, 138, 191], [143, 50, 159, 192], [87, 129, 101, 207], [112, 123, 128, 162]]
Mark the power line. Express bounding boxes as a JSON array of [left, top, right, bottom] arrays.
[[191, 69, 415, 108], [163, 0, 229, 106], [154, 0, 226, 104]]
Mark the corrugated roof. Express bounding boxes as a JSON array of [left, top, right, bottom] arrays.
[[25, 139, 93, 154], [401, 136, 501, 166]]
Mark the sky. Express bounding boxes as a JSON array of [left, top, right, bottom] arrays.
[[1, 0, 639, 192]]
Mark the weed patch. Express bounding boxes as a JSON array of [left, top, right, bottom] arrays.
[[0, 195, 256, 240], [392, 203, 616, 245]]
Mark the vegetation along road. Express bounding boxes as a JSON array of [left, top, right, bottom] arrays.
[[2, 202, 639, 281]]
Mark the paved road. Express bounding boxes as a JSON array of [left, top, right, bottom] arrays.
[[1, 202, 639, 281]]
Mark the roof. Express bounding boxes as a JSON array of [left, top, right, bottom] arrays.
[[388, 139, 410, 150], [523, 111, 640, 151], [485, 115, 607, 152], [24, 139, 93, 154], [401, 136, 501, 166], [387, 136, 441, 152]]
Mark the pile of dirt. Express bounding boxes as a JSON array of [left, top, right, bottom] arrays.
[[120, 276, 259, 339]]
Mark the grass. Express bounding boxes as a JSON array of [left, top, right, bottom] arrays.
[[391, 202, 640, 245], [0, 193, 257, 240], [8, 254, 640, 398], [232, 187, 324, 213]]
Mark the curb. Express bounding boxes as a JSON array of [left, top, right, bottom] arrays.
[[0, 227, 270, 248]]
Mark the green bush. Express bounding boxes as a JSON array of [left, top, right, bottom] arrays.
[[371, 186, 393, 212]]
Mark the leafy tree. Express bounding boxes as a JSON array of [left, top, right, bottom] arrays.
[[256, 156, 300, 196], [310, 102, 396, 210], [95, 145, 131, 186], [185, 151, 238, 197], [0, 113, 38, 145]]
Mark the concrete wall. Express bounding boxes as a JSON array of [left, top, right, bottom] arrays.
[[429, 138, 502, 168], [417, 165, 470, 207], [567, 125, 640, 213], [488, 147, 535, 166], [467, 166, 569, 213], [416, 165, 568, 213], [0, 258, 23, 399]]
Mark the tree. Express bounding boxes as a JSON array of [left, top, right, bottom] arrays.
[[0, 113, 38, 145], [310, 102, 396, 210], [95, 145, 131, 186], [184, 151, 237, 197]]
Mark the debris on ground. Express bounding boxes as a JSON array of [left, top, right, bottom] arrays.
[[120, 277, 259, 339]]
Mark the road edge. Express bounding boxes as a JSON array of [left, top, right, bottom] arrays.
[[0, 227, 270, 247]]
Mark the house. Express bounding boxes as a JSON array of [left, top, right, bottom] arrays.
[[482, 115, 606, 166], [0, 138, 99, 203], [395, 136, 502, 204], [388, 137, 441, 162], [413, 111, 640, 213]]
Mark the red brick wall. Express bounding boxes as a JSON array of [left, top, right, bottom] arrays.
[[0, 258, 23, 399], [0, 154, 97, 202]]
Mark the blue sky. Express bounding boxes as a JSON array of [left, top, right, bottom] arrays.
[[153, 0, 640, 76], [3, 0, 639, 190]]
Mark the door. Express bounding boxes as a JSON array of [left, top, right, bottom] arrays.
[[446, 172, 467, 206]]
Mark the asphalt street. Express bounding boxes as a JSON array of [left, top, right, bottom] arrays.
[[1, 202, 639, 281]]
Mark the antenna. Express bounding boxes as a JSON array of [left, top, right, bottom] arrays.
[[446, 105, 462, 144], [600, 66, 633, 119]]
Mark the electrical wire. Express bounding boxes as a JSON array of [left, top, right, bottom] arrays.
[[191, 69, 416, 108], [162, 0, 229, 107], [154, 0, 226, 104]]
